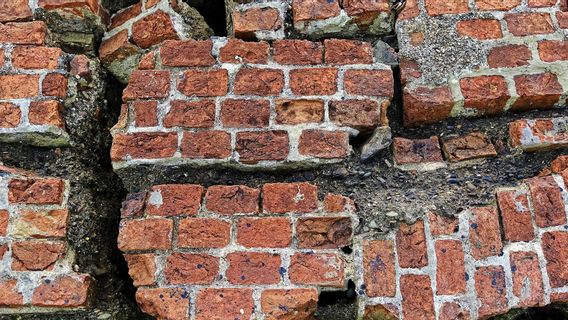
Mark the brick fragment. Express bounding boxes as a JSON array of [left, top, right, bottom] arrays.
[[275, 99, 324, 124], [220, 39, 269, 64], [123, 70, 170, 100], [234, 68, 284, 96], [226, 252, 281, 285], [131, 10, 178, 48], [8, 178, 64, 205], [442, 132, 497, 162], [296, 217, 352, 249], [363, 239, 396, 297], [110, 2, 142, 29], [261, 289, 318, 320], [290, 68, 338, 95], [136, 288, 190, 320], [235, 130, 290, 163], [527, 176, 566, 227], [164, 100, 215, 128], [538, 40, 568, 62], [476, 0, 520, 10], [237, 217, 291, 248], [505, 13, 554, 36], [393, 136, 443, 165], [0, 103, 21, 128], [398, 0, 419, 20], [542, 231, 568, 287], [459, 75, 510, 115], [12, 209, 68, 238], [32, 275, 91, 307], [221, 99, 270, 128], [178, 218, 230, 248], [99, 30, 138, 64], [488, 44, 532, 68], [273, 40, 323, 65], [324, 194, 355, 213], [205, 185, 260, 214], [364, 304, 399, 320], [124, 254, 156, 286], [0, 21, 46, 45], [165, 252, 219, 284], [344, 69, 394, 97], [0, 210, 7, 236], [428, 212, 459, 236], [298, 130, 349, 159], [0, 279, 24, 307], [403, 86, 454, 127], [400, 274, 435, 320], [262, 182, 317, 214], [160, 40, 215, 67], [439, 302, 470, 320], [195, 288, 254, 320], [137, 51, 155, 70], [111, 132, 177, 160], [396, 220, 428, 268], [12, 240, 66, 271], [12, 46, 62, 69], [457, 19, 503, 40], [475, 266, 508, 318], [178, 69, 228, 97], [436, 240, 467, 295], [289, 253, 344, 287], [145, 184, 203, 216], [0, 0, 33, 22], [469, 206, 503, 260], [511, 73, 563, 111], [42, 73, 68, 98], [0, 74, 39, 99], [425, 0, 469, 15], [528, 0, 556, 7], [496, 190, 534, 242], [551, 155, 568, 173], [324, 39, 373, 65], [118, 218, 172, 251], [510, 251, 544, 307], [292, 0, 340, 22], [329, 99, 379, 131], [233, 7, 282, 39]]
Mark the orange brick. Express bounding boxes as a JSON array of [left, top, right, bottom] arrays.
[[0, 102, 21, 128], [12, 46, 62, 69], [396, 220, 428, 268], [527, 176, 566, 227], [181, 131, 232, 159], [511, 73, 563, 111], [220, 39, 269, 64], [28, 100, 65, 128], [123, 70, 170, 100], [233, 7, 282, 38], [235, 130, 290, 163], [160, 40, 215, 67], [124, 254, 156, 286], [425, 0, 469, 15], [163, 100, 215, 128], [262, 182, 317, 214], [469, 206, 503, 260], [178, 69, 228, 97], [205, 185, 260, 214], [363, 239, 396, 297], [131, 10, 178, 48], [8, 178, 64, 204], [542, 231, 568, 288], [496, 190, 534, 242], [195, 289, 254, 320], [237, 217, 291, 248], [261, 289, 318, 320], [487, 44, 532, 68], [234, 68, 284, 95], [456, 19, 503, 40], [505, 13, 554, 36], [475, 266, 508, 318], [324, 39, 373, 65], [510, 251, 544, 307], [435, 240, 467, 295], [400, 274, 435, 320], [145, 184, 203, 216], [31, 275, 91, 307], [118, 218, 172, 251], [226, 252, 281, 285], [298, 130, 349, 159], [177, 218, 230, 248], [111, 132, 178, 160], [0, 21, 47, 45], [221, 99, 270, 128], [459, 75, 509, 115], [289, 68, 338, 95], [165, 252, 219, 284], [273, 40, 323, 65], [136, 288, 190, 320], [289, 253, 344, 287], [0, 74, 39, 99]]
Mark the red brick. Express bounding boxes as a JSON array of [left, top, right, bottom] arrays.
[[237, 217, 291, 248], [296, 217, 352, 249], [0, 279, 24, 307], [400, 274, 435, 320], [234, 68, 284, 96], [12, 46, 62, 69], [195, 288, 254, 320], [11, 240, 66, 271], [558, 12, 568, 29], [137, 51, 155, 70], [123, 70, 170, 100], [528, 176, 566, 227], [393, 136, 443, 165], [29, 100, 65, 128], [0, 48, 3, 67], [396, 220, 428, 268], [232, 7, 282, 39], [510, 251, 544, 307], [439, 302, 470, 320], [42, 73, 68, 98], [298, 130, 349, 159], [551, 155, 568, 173], [262, 182, 317, 214], [551, 292, 568, 303], [289, 253, 344, 287], [456, 19, 503, 40], [221, 99, 270, 128], [343, 0, 390, 17], [460, 75, 510, 115], [399, 0, 419, 20], [145, 184, 203, 216], [110, 2, 142, 29], [0, 74, 39, 99], [182, 131, 229, 159], [511, 73, 563, 111], [324, 39, 373, 65], [205, 185, 260, 214], [403, 86, 454, 127], [8, 178, 64, 205], [124, 253, 156, 286], [98, 30, 138, 64], [136, 288, 190, 320], [488, 44, 532, 68], [427, 212, 459, 236], [469, 206, 503, 260], [538, 40, 568, 62], [0, 21, 47, 45], [12, 209, 68, 238], [425, 0, 469, 15], [160, 39, 215, 67], [505, 13, 554, 36], [110, 132, 178, 160], [0, 210, 7, 236], [476, 0, 520, 10], [292, 0, 341, 22], [0, 0, 32, 22], [324, 193, 355, 213], [261, 289, 318, 320], [289, 68, 338, 95], [145, 0, 160, 8], [235, 130, 290, 163], [436, 240, 467, 295], [37, 0, 100, 14], [275, 99, 324, 124], [132, 100, 157, 127], [273, 40, 323, 65], [363, 239, 396, 297], [442, 132, 497, 162], [344, 69, 394, 97], [131, 10, 178, 48], [542, 231, 568, 288], [475, 266, 508, 318], [0, 103, 21, 128], [226, 252, 281, 285], [528, 0, 556, 6], [177, 218, 230, 249], [165, 252, 219, 285], [220, 39, 269, 64], [121, 192, 147, 218], [329, 99, 379, 132], [163, 99, 215, 128], [118, 218, 172, 251], [496, 190, 534, 242], [32, 275, 91, 307], [178, 69, 228, 97]]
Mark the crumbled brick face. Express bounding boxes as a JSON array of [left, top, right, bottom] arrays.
[[397, 0, 568, 126], [509, 117, 568, 151], [119, 182, 355, 319]]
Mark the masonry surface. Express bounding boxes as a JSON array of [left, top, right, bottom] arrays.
[[0, 0, 567, 320]]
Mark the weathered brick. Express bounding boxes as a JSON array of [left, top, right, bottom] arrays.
[[178, 69, 228, 97], [398, 0, 419, 20], [121, 192, 147, 218], [510, 251, 544, 307], [124, 253, 156, 286], [538, 40, 568, 62], [542, 231, 568, 287], [160, 40, 215, 67], [37, 0, 100, 14], [165, 252, 219, 284], [29, 100, 65, 128], [12, 46, 62, 69], [136, 288, 190, 320], [110, 132, 178, 160], [457, 19, 503, 40], [261, 289, 318, 320], [109, 2, 142, 29], [403, 86, 454, 127], [42, 73, 68, 98], [324, 39, 373, 65], [163, 99, 215, 128], [11, 240, 66, 271], [98, 30, 138, 64], [262, 182, 317, 214], [0, 279, 24, 307], [221, 99, 270, 128], [195, 288, 254, 320], [226, 252, 281, 285], [132, 100, 157, 127], [289, 253, 344, 287], [145, 184, 203, 216], [438, 302, 470, 320], [235, 130, 290, 163], [118, 218, 172, 251], [275, 99, 324, 124], [436, 240, 467, 295], [137, 51, 155, 70], [396, 220, 428, 268], [233, 7, 282, 38], [296, 217, 352, 249], [329, 99, 380, 131], [0, 21, 46, 45], [475, 266, 508, 318], [442, 132, 497, 162], [0, 74, 39, 99], [528, 0, 556, 7], [8, 178, 64, 205], [364, 304, 399, 320], [363, 239, 396, 297], [0, 0, 32, 22], [343, 69, 394, 97], [505, 13, 554, 36], [427, 212, 459, 236], [496, 190, 534, 242], [459, 75, 510, 115], [178, 218, 230, 248], [123, 70, 170, 100], [289, 68, 338, 95], [343, 0, 390, 18], [511, 73, 563, 111], [234, 68, 284, 96], [298, 130, 349, 159], [551, 155, 568, 173], [527, 176, 566, 227], [558, 12, 568, 28], [425, 0, 469, 15], [469, 206, 503, 260], [237, 217, 291, 248], [488, 44, 532, 68], [32, 275, 91, 307], [292, 0, 341, 22], [273, 40, 323, 65], [400, 274, 435, 320], [12, 209, 68, 238], [0, 103, 21, 128], [205, 185, 260, 214], [220, 39, 269, 64], [131, 10, 178, 48], [476, 0, 520, 10], [324, 193, 355, 213], [393, 136, 443, 165], [0, 210, 7, 236]]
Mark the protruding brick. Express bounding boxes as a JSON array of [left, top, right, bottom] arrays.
[[527, 176, 566, 227], [226, 252, 281, 285], [329, 99, 379, 131], [12, 209, 68, 238], [99, 30, 138, 64], [235, 130, 290, 163], [123, 70, 170, 100], [0, 74, 39, 99], [475, 266, 508, 318], [393, 136, 443, 165], [436, 240, 467, 295], [459, 75, 510, 115], [205, 185, 260, 215], [289, 253, 344, 287], [262, 182, 317, 214], [11, 240, 66, 271], [290, 68, 338, 96], [232, 7, 282, 39], [0, 21, 47, 45], [220, 39, 269, 64], [425, 0, 469, 15], [324, 39, 373, 65], [402, 86, 454, 126], [298, 130, 349, 159], [178, 218, 230, 248], [0, 279, 24, 307], [496, 190, 534, 242], [0, 103, 21, 128], [510, 251, 544, 307], [296, 217, 352, 249], [396, 220, 428, 268], [488, 44, 532, 68], [110, 2, 142, 29], [32, 275, 91, 307], [456, 19, 503, 40], [132, 100, 158, 127], [400, 274, 435, 320], [124, 254, 156, 286], [195, 288, 254, 320], [163, 99, 215, 128], [221, 99, 270, 128], [160, 40, 215, 67], [118, 218, 172, 251], [273, 40, 323, 65], [511, 73, 563, 111], [12, 46, 62, 69], [182, 130, 232, 159], [292, 0, 340, 22], [469, 206, 503, 260], [261, 289, 318, 320], [234, 68, 284, 96], [275, 99, 324, 124], [136, 288, 190, 320], [145, 184, 203, 216], [165, 252, 219, 284], [505, 13, 554, 36], [8, 178, 64, 205], [344, 69, 394, 97], [131, 10, 178, 48], [0, 0, 32, 22], [363, 239, 396, 297], [178, 69, 228, 97], [29, 100, 65, 128], [541, 231, 568, 288], [111, 132, 178, 160], [442, 132, 497, 162], [237, 217, 292, 248]]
